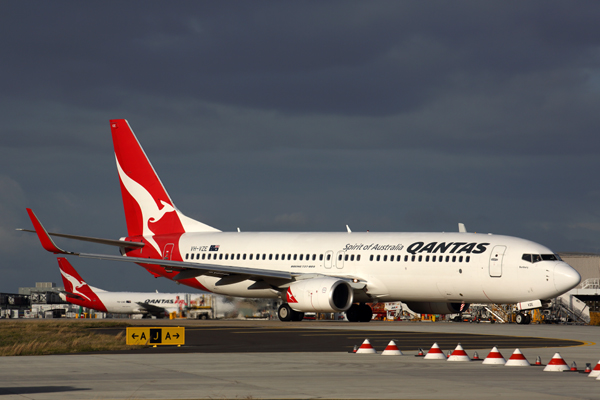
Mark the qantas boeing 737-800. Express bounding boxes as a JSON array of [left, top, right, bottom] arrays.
[[22, 119, 581, 322]]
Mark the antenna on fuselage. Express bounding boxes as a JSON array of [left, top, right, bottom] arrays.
[[458, 223, 467, 233], [346, 225, 352, 233]]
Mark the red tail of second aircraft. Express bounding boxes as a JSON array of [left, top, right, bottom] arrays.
[[57, 257, 107, 311]]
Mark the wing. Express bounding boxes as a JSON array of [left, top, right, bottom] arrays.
[[23, 208, 295, 283], [135, 302, 169, 316]]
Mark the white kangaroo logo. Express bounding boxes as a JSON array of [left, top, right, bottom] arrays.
[[60, 268, 91, 302], [116, 156, 175, 256]]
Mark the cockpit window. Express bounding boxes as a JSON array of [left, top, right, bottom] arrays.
[[523, 253, 560, 263]]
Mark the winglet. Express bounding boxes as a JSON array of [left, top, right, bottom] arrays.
[[26, 208, 74, 254]]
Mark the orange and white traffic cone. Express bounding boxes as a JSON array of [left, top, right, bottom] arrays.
[[356, 339, 377, 354], [447, 343, 471, 362], [381, 340, 403, 356], [570, 362, 577, 372], [543, 353, 569, 372], [482, 347, 506, 365], [424, 342, 446, 360], [505, 349, 530, 367]]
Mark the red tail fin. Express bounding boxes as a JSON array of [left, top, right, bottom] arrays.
[[109, 119, 218, 239], [57, 258, 106, 311]]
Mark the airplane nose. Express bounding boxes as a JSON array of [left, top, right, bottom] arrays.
[[554, 262, 581, 294]]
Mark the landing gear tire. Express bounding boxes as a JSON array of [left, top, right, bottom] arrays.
[[292, 311, 305, 321], [278, 304, 304, 322], [516, 312, 530, 324], [278, 304, 293, 322], [345, 304, 373, 322], [358, 304, 373, 322], [345, 304, 360, 322]]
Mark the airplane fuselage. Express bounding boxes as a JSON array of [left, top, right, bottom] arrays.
[[124, 231, 579, 305]]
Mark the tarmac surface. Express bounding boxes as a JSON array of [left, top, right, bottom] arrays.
[[1, 319, 599, 399]]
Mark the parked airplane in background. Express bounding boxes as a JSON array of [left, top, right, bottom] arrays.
[[57, 257, 206, 318], [23, 119, 581, 322]]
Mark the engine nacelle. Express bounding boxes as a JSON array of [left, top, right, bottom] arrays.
[[286, 277, 353, 313], [405, 302, 470, 315]]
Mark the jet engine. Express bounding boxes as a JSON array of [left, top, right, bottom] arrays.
[[405, 302, 469, 315], [286, 277, 353, 313]]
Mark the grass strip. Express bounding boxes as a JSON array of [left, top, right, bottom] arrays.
[[0, 320, 139, 356]]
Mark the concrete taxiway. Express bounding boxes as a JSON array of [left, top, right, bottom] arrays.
[[1, 320, 598, 399]]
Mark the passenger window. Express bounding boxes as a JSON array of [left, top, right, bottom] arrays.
[[459, 256, 463, 262], [326, 254, 331, 261], [224, 254, 228, 260], [418, 255, 422, 262], [185, 254, 189, 260], [288, 254, 292, 260], [466, 256, 470, 262], [243, 254, 246, 260], [446, 256, 450, 262], [411, 255, 415, 262], [262, 254, 266, 260], [275, 254, 279, 260], [319, 254, 323, 261], [376, 255, 380, 261], [452, 256, 456, 262], [370, 255, 374, 261], [345, 254, 349, 261], [269, 254, 273, 260], [299, 254, 303, 261], [425, 256, 429, 262], [294, 254, 297, 260], [306, 254, 310, 260], [405, 255, 409, 262], [196, 254, 200, 260], [249, 254, 253, 260], [357, 255, 361, 261], [383, 255, 387, 261], [338, 254, 342, 261], [219, 254, 223, 260], [202, 254, 206, 260], [390, 255, 394, 262], [350, 254, 355, 261], [432, 256, 436, 262]]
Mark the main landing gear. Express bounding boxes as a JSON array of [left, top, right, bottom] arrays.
[[345, 303, 373, 322], [278, 303, 304, 322], [515, 312, 531, 325]]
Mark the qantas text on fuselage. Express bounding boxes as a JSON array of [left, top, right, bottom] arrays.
[[23, 119, 581, 322]]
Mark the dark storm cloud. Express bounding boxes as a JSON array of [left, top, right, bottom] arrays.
[[1, 2, 600, 292]]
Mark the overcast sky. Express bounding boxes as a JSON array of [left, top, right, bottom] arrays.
[[2, 2, 600, 293]]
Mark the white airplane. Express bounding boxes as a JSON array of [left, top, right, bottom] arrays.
[[23, 119, 581, 322], [57, 257, 205, 318]]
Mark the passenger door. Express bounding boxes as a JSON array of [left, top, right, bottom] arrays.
[[489, 245, 506, 277]]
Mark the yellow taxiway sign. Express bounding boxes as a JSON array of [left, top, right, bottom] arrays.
[[126, 327, 185, 346]]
